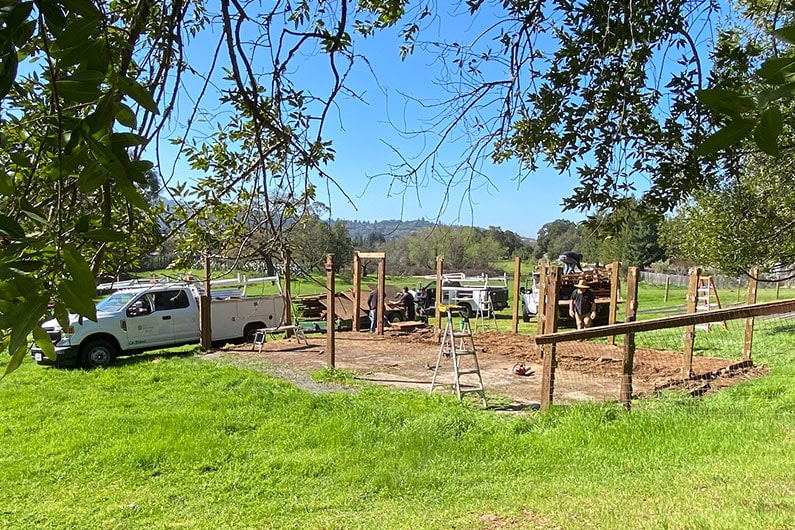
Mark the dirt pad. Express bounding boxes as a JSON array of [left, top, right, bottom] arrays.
[[216, 327, 761, 410]]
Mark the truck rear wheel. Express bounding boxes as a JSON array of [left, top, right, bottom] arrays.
[[457, 303, 473, 319], [80, 339, 116, 369], [244, 323, 265, 343], [522, 307, 530, 323]]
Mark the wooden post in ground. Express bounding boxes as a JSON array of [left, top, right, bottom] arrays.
[[352, 252, 362, 332], [377, 256, 386, 335], [325, 254, 336, 368], [435, 256, 444, 341], [200, 254, 212, 349], [608, 261, 621, 345], [664, 275, 670, 302], [682, 267, 701, 378], [512, 256, 521, 333], [283, 250, 293, 338], [743, 267, 758, 361], [620, 267, 639, 410], [540, 266, 561, 410], [536, 266, 548, 338]]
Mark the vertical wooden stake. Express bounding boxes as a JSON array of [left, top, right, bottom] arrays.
[[377, 257, 386, 335], [434, 256, 444, 340], [743, 267, 758, 361], [536, 266, 548, 338], [325, 254, 336, 368], [283, 250, 293, 337], [682, 267, 701, 378], [608, 261, 621, 345], [200, 253, 212, 349], [512, 256, 521, 334], [352, 253, 362, 332], [664, 275, 670, 302], [540, 266, 561, 410], [620, 267, 639, 410]]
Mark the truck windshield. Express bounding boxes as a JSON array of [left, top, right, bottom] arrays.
[[96, 292, 136, 312]]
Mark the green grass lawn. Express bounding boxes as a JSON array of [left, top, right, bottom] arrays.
[[5, 275, 792, 528], [2, 342, 794, 529]]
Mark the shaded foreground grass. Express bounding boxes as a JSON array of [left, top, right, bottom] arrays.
[[2, 347, 794, 529]]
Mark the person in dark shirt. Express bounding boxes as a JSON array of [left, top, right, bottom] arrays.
[[559, 251, 584, 274], [367, 288, 379, 332], [399, 287, 416, 321], [569, 280, 596, 329]]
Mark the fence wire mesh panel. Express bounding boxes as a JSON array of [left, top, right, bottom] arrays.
[[544, 299, 795, 407]]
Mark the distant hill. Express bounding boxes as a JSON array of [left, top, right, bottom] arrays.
[[342, 219, 437, 241], [341, 218, 535, 244]]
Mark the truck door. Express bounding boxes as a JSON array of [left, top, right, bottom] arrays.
[[156, 289, 197, 343], [123, 292, 174, 348]]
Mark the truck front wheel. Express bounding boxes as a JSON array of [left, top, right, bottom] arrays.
[[80, 339, 116, 369]]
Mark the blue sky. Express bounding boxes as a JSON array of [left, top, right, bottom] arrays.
[[159, 5, 592, 240]]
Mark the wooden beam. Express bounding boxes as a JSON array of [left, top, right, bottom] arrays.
[[540, 266, 561, 410], [352, 253, 362, 332], [608, 261, 621, 345], [356, 251, 386, 259], [325, 253, 335, 368], [743, 267, 758, 361], [535, 298, 795, 345], [511, 256, 521, 334], [434, 256, 444, 340], [682, 267, 701, 377], [620, 267, 639, 409]]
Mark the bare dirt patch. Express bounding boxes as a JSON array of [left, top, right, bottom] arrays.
[[212, 326, 763, 409]]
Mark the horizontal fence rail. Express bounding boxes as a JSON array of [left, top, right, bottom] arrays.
[[535, 299, 795, 345]]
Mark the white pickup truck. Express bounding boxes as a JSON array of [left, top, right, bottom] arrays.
[[32, 281, 285, 369]]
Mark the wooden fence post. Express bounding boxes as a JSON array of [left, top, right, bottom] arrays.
[[620, 267, 639, 410], [540, 266, 561, 410], [743, 267, 758, 361], [435, 256, 444, 341], [200, 254, 212, 349], [283, 250, 293, 338], [608, 261, 621, 345], [682, 267, 701, 378], [664, 275, 670, 302], [377, 257, 386, 335], [512, 256, 521, 334], [536, 266, 548, 338], [352, 252, 362, 332], [325, 254, 335, 368]]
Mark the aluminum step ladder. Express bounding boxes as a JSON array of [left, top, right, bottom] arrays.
[[474, 291, 498, 332], [429, 305, 487, 406]]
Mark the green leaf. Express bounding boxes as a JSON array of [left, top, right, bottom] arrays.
[[694, 119, 755, 155], [0, 47, 19, 100], [55, 78, 102, 103], [1, 259, 42, 273], [54, 300, 69, 329], [59, 0, 101, 18], [115, 177, 150, 210], [114, 102, 137, 128], [754, 107, 783, 156], [20, 197, 48, 225], [7, 295, 47, 358], [0, 170, 14, 196], [62, 244, 96, 298], [82, 228, 125, 242], [110, 132, 147, 147], [77, 162, 108, 193], [38, 0, 66, 30], [696, 89, 756, 116], [3, 342, 28, 378], [85, 95, 114, 134], [59, 279, 97, 322], [117, 75, 159, 114], [757, 57, 795, 85], [32, 325, 56, 360], [54, 16, 99, 50], [771, 25, 795, 45], [0, 213, 25, 239]]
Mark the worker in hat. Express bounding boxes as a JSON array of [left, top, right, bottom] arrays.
[[569, 279, 596, 330]]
